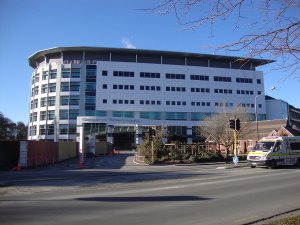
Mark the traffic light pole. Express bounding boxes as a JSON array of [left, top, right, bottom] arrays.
[[234, 128, 237, 157]]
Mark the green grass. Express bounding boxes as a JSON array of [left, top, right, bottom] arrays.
[[264, 215, 300, 225]]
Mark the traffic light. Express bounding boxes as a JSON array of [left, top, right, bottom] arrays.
[[229, 119, 235, 129], [236, 119, 241, 131]]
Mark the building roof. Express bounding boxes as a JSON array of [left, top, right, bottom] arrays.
[[28, 46, 274, 69]]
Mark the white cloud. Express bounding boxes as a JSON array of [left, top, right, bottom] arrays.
[[121, 38, 136, 49]]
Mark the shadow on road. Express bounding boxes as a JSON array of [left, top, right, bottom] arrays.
[[76, 196, 212, 202]]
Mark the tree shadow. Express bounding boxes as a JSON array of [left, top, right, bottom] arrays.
[[76, 195, 212, 202]]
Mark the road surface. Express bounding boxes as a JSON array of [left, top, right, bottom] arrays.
[[0, 156, 299, 225]]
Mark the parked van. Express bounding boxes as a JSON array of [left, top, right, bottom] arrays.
[[247, 136, 300, 168]]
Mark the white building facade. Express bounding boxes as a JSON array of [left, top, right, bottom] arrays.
[[28, 47, 271, 145]]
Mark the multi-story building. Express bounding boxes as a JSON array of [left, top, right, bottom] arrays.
[[28, 47, 272, 147]]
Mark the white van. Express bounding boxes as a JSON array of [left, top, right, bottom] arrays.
[[247, 136, 300, 168]]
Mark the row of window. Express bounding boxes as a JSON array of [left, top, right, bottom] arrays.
[[29, 124, 77, 136], [214, 89, 233, 94], [32, 69, 261, 84]]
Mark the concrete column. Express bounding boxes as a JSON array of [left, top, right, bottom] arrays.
[[135, 124, 142, 145], [107, 125, 114, 144], [187, 126, 193, 144], [79, 126, 84, 168]]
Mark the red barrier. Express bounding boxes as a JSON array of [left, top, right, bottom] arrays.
[[27, 141, 59, 168]]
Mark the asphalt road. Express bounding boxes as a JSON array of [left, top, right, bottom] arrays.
[[0, 156, 300, 225]]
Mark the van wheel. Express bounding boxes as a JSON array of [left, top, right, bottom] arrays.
[[250, 165, 256, 168], [269, 160, 277, 169]]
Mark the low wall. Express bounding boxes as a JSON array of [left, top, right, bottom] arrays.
[[58, 142, 78, 161], [27, 141, 59, 167]]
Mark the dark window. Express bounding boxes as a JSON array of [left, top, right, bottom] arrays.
[[257, 79, 261, 84], [103, 84, 107, 89], [103, 99, 107, 103], [102, 70, 108, 76]]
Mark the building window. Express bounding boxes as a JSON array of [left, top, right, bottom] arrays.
[[62, 68, 71, 78], [140, 72, 160, 78], [49, 83, 56, 92], [60, 110, 68, 120], [70, 95, 79, 105], [41, 84, 48, 94], [40, 111, 46, 121], [113, 71, 134, 77], [39, 125, 46, 135], [42, 71, 48, 80], [103, 99, 107, 104], [236, 77, 253, 83], [59, 124, 68, 135], [47, 125, 54, 135], [40, 98, 47, 107], [60, 96, 69, 106], [48, 96, 55, 106], [112, 111, 134, 118], [190, 75, 209, 81], [102, 70, 108, 76], [47, 110, 55, 120], [103, 84, 107, 89], [166, 112, 187, 120], [69, 109, 79, 120], [165, 73, 185, 80], [96, 111, 107, 117], [71, 68, 80, 78], [50, 69, 57, 79], [140, 112, 161, 120], [70, 82, 80, 91], [214, 76, 231, 82]]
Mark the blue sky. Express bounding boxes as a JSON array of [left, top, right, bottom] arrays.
[[0, 0, 299, 123]]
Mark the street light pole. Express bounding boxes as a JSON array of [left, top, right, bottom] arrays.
[[255, 94, 260, 141]]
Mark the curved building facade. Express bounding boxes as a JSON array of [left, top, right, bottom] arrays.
[[28, 46, 271, 142]]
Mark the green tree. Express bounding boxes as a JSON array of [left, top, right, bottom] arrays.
[[15, 122, 28, 141], [0, 112, 16, 141]]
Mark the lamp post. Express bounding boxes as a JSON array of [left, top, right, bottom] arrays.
[[255, 87, 276, 140]]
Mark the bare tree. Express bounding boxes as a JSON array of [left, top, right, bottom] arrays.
[[197, 106, 252, 158], [146, 0, 300, 76]]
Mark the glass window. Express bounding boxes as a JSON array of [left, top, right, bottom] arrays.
[[49, 83, 56, 92], [47, 125, 54, 135], [42, 71, 48, 80], [40, 97, 47, 107], [61, 82, 69, 92], [41, 84, 48, 94], [48, 96, 55, 106], [50, 69, 57, 79], [71, 68, 80, 78], [70, 82, 80, 91], [39, 125, 46, 135], [60, 96, 69, 105], [60, 110, 68, 120], [96, 111, 107, 117], [69, 124, 77, 135], [102, 70, 108, 76], [40, 111, 46, 121], [62, 68, 70, 78], [166, 112, 187, 120], [70, 95, 79, 105], [140, 112, 161, 120], [47, 110, 55, 120], [69, 109, 79, 119], [59, 124, 68, 135]]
